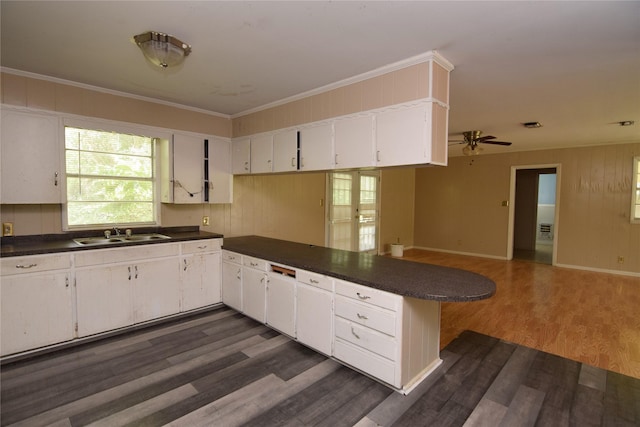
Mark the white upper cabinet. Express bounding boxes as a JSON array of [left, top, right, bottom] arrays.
[[334, 115, 375, 170], [169, 133, 232, 204], [250, 134, 273, 174], [172, 133, 204, 204], [207, 137, 233, 204], [232, 138, 251, 174], [299, 122, 334, 172], [1, 108, 62, 203], [272, 130, 298, 172], [375, 103, 431, 167]]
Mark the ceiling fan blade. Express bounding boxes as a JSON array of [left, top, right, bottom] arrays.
[[448, 140, 466, 145], [475, 135, 496, 143], [478, 140, 512, 146]]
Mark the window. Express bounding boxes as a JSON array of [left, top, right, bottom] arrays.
[[64, 126, 157, 228], [633, 156, 640, 224]]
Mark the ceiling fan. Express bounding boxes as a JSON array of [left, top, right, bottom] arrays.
[[449, 130, 512, 156]]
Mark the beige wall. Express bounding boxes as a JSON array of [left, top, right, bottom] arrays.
[[232, 61, 449, 136], [1, 72, 231, 137], [414, 143, 640, 274], [379, 167, 416, 252]]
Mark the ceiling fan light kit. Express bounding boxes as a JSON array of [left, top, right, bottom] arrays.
[[452, 130, 513, 156], [133, 31, 192, 69]]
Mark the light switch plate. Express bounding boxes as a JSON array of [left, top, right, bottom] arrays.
[[3, 222, 14, 236]]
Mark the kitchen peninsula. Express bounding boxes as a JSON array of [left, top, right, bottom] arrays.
[[222, 235, 495, 393]]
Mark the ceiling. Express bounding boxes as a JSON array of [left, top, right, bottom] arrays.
[[1, 1, 639, 156]]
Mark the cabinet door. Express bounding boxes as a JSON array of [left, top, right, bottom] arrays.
[[375, 103, 429, 167], [208, 137, 233, 203], [132, 258, 181, 323], [232, 138, 251, 174], [296, 283, 333, 355], [1, 109, 62, 203], [181, 252, 222, 312], [173, 133, 204, 203], [299, 123, 333, 171], [334, 115, 375, 169], [242, 267, 267, 322], [222, 261, 242, 311], [76, 264, 134, 337], [1, 272, 74, 355], [250, 134, 273, 174], [266, 273, 296, 337], [272, 130, 298, 172]]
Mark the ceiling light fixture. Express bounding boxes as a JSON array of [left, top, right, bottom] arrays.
[[133, 31, 191, 68], [618, 120, 635, 126], [462, 143, 483, 156], [523, 121, 542, 128]]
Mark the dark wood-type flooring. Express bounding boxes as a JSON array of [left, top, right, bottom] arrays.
[[2, 305, 639, 427]]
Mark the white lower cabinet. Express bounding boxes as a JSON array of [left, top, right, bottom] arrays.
[[296, 270, 333, 355], [181, 239, 222, 312], [241, 257, 268, 322], [266, 270, 296, 337], [132, 258, 181, 323], [1, 254, 74, 356], [222, 251, 243, 311]]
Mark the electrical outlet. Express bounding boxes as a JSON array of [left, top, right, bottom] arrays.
[[501, 200, 509, 207], [202, 216, 210, 226], [3, 222, 14, 236], [618, 256, 625, 264]]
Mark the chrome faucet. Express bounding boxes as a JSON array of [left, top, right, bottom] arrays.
[[113, 226, 121, 236]]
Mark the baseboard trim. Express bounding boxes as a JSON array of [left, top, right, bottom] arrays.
[[554, 263, 640, 278], [412, 246, 508, 261]]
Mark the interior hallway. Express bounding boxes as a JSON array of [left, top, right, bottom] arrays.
[[402, 249, 640, 379]]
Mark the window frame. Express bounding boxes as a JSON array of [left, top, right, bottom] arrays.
[[61, 117, 169, 231], [632, 156, 640, 224]]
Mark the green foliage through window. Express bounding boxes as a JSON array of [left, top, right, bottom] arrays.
[[65, 127, 156, 227]]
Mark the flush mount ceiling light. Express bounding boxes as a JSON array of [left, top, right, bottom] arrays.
[[133, 31, 191, 68], [618, 120, 635, 126], [523, 121, 542, 128]]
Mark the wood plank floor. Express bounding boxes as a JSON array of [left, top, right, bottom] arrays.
[[2, 307, 639, 426], [2, 249, 640, 426]]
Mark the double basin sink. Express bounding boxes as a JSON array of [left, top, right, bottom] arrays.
[[73, 233, 171, 246]]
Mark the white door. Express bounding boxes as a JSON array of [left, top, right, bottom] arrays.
[[375, 104, 428, 167], [222, 260, 242, 311], [296, 283, 333, 355], [334, 115, 375, 169], [132, 258, 181, 323], [250, 134, 273, 173], [299, 123, 333, 171], [76, 264, 134, 337], [232, 138, 251, 174], [327, 171, 380, 253], [242, 267, 267, 322], [1, 109, 62, 203], [207, 137, 233, 203], [173, 133, 204, 203], [181, 252, 222, 312], [266, 273, 296, 337], [1, 272, 74, 355], [272, 130, 298, 172]]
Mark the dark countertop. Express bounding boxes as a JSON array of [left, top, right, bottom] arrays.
[[0, 226, 223, 257], [222, 236, 496, 303]]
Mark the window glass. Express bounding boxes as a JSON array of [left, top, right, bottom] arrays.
[[64, 126, 156, 228], [633, 156, 640, 223]]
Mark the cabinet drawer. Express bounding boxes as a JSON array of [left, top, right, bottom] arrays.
[[335, 279, 400, 311], [334, 339, 396, 386], [297, 270, 333, 292], [334, 296, 397, 336], [1, 253, 71, 276], [335, 317, 396, 360], [75, 243, 180, 267], [182, 239, 222, 254], [222, 250, 242, 264], [243, 256, 268, 271]]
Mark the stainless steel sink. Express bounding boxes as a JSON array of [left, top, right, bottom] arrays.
[[73, 233, 171, 246]]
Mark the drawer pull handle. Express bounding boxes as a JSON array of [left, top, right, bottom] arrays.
[[236, 269, 241, 279], [128, 266, 132, 281], [183, 259, 188, 271], [229, 256, 236, 260], [251, 262, 259, 267], [135, 265, 138, 279], [351, 327, 360, 339], [310, 278, 319, 284], [197, 245, 208, 250], [356, 292, 371, 300], [16, 263, 38, 269], [356, 313, 368, 320]]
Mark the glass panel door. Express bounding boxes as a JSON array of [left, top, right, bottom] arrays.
[[327, 171, 380, 253]]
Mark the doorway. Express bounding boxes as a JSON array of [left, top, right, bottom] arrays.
[[510, 166, 559, 264], [326, 171, 380, 253]]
